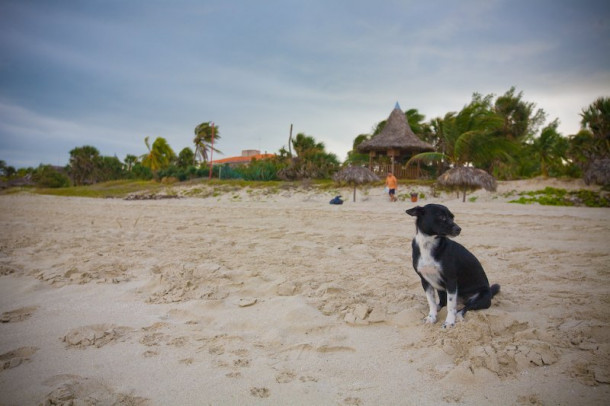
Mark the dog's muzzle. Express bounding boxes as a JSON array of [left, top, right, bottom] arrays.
[[451, 225, 461, 236]]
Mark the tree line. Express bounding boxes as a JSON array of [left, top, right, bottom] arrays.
[[1, 88, 608, 188]]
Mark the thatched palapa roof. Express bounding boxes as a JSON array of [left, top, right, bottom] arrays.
[[438, 167, 497, 191], [332, 165, 380, 185], [357, 103, 434, 154], [437, 166, 497, 202]]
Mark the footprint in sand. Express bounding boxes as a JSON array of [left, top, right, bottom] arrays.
[[226, 371, 242, 378], [233, 358, 250, 367], [250, 387, 270, 398], [179, 358, 194, 365], [63, 324, 132, 349], [41, 375, 149, 405], [1, 346, 38, 371], [275, 371, 296, 383], [1, 305, 38, 323]]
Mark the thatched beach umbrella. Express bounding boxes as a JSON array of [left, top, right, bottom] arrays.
[[357, 102, 434, 175], [333, 165, 380, 202], [437, 166, 497, 202]]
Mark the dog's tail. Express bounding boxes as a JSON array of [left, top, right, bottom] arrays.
[[490, 284, 501, 297]]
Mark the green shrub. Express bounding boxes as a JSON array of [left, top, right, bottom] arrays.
[[32, 165, 70, 188], [235, 159, 284, 181], [509, 187, 609, 207]]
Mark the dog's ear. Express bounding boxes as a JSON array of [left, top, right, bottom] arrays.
[[406, 206, 424, 217]]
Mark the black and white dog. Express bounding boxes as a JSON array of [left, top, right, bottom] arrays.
[[406, 204, 500, 328]]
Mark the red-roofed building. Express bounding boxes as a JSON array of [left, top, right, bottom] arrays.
[[211, 150, 275, 167]]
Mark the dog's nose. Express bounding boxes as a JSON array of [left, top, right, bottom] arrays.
[[453, 225, 461, 235]]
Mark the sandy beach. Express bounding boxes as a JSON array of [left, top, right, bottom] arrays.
[[1, 179, 609, 405]]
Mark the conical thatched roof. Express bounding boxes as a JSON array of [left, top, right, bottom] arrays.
[[333, 165, 380, 184], [438, 167, 497, 191], [437, 166, 497, 202], [357, 103, 434, 153]]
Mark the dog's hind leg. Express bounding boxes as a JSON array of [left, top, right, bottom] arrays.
[[438, 290, 447, 309], [460, 288, 493, 317]]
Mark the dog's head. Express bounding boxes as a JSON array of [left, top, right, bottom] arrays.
[[406, 204, 461, 237]]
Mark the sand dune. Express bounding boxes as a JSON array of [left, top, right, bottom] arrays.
[[0, 180, 609, 405]]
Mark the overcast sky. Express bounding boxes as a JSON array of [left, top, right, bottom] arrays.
[[1, 0, 609, 168]]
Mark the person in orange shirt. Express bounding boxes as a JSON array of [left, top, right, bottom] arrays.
[[385, 172, 398, 202]]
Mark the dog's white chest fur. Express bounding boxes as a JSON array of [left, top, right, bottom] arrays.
[[415, 233, 444, 291]]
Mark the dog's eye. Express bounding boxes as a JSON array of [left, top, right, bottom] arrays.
[[438, 215, 446, 221]]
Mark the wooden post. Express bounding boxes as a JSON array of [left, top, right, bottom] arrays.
[[208, 123, 215, 179], [388, 149, 397, 175]]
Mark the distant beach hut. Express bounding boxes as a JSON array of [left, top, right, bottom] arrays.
[[333, 165, 380, 202], [437, 166, 497, 202], [357, 102, 434, 178]]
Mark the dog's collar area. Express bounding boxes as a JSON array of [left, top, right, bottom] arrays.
[[416, 229, 442, 239]]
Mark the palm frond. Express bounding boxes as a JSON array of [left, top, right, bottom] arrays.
[[406, 152, 448, 166]]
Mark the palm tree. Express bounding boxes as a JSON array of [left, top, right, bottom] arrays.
[[531, 120, 568, 177], [493, 87, 546, 142], [405, 108, 427, 135], [177, 147, 195, 169], [407, 97, 510, 171], [580, 97, 610, 154], [193, 122, 221, 164], [69, 145, 101, 185], [569, 97, 610, 184], [141, 136, 176, 177], [123, 154, 139, 172], [344, 134, 371, 166], [292, 133, 324, 158], [278, 133, 339, 180]]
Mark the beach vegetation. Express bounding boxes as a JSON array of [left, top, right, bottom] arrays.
[[176, 148, 196, 169], [141, 137, 176, 178], [68, 145, 101, 185], [567, 97, 610, 184], [66, 146, 129, 186], [2, 92, 609, 191], [528, 120, 570, 177], [0, 160, 17, 178], [343, 134, 371, 166], [277, 133, 340, 180], [31, 165, 71, 188], [404, 89, 541, 179], [509, 187, 610, 207], [32, 179, 162, 198]]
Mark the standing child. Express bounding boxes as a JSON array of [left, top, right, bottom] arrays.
[[385, 172, 398, 202]]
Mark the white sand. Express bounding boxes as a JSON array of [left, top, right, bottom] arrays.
[[1, 179, 609, 405]]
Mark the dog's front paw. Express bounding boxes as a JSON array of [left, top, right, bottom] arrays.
[[424, 314, 437, 324], [441, 321, 455, 329]]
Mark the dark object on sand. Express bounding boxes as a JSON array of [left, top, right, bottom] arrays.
[[329, 196, 344, 205]]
